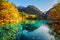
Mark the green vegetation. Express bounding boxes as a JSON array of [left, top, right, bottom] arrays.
[[0, 0, 8, 3]]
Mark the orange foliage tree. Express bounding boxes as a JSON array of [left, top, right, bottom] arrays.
[[47, 3, 60, 35]]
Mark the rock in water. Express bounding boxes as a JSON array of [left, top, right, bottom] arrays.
[[0, 0, 23, 40]]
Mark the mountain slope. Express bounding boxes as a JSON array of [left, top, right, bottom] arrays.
[[47, 3, 60, 40], [18, 5, 43, 17]]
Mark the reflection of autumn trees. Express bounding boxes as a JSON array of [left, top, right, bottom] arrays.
[[47, 3, 60, 35]]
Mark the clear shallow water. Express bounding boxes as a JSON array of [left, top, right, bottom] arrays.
[[16, 20, 55, 40], [20, 20, 51, 31]]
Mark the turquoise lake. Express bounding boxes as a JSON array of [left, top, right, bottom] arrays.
[[16, 20, 54, 40], [20, 20, 51, 31]]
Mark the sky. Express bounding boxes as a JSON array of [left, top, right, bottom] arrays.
[[9, 0, 57, 12], [57, 0, 60, 3]]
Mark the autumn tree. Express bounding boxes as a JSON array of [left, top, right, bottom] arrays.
[[0, 0, 23, 40], [47, 3, 60, 35]]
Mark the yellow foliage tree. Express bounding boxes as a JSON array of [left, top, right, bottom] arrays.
[[0, 0, 23, 40]]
